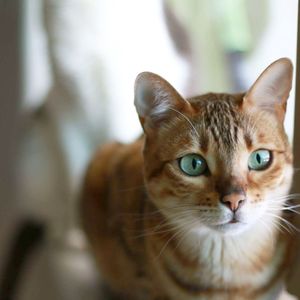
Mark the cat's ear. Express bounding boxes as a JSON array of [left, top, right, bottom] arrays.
[[134, 72, 191, 129], [243, 58, 293, 122]]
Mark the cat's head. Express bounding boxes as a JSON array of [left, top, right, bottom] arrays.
[[134, 58, 293, 235]]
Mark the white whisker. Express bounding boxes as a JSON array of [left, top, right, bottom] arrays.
[[168, 107, 200, 138], [153, 227, 187, 262], [264, 212, 299, 233]]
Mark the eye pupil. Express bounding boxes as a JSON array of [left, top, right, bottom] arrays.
[[256, 153, 261, 164], [192, 158, 197, 169]]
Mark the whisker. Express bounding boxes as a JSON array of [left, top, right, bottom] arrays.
[[267, 194, 300, 202], [268, 207, 300, 215], [128, 210, 200, 238], [265, 214, 292, 234], [168, 107, 200, 138], [258, 219, 276, 245], [115, 203, 212, 222], [270, 219, 287, 234], [174, 220, 200, 252], [153, 227, 187, 262], [265, 212, 300, 233]]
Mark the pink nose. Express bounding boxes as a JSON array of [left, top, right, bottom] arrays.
[[221, 193, 245, 212]]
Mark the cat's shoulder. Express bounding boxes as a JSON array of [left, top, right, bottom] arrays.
[[84, 136, 144, 190]]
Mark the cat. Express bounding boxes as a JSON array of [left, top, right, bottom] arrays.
[[81, 58, 297, 300]]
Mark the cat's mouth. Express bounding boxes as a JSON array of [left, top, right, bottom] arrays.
[[210, 214, 249, 234], [217, 219, 240, 227], [229, 219, 239, 224], [215, 213, 241, 226], [228, 215, 239, 224]]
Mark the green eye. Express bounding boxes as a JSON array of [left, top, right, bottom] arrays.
[[248, 149, 271, 170], [179, 154, 207, 176]]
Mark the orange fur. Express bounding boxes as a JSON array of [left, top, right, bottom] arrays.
[[81, 58, 297, 300]]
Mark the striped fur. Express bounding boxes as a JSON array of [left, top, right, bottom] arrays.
[[81, 59, 296, 300]]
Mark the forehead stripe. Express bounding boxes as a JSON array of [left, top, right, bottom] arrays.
[[202, 98, 240, 152]]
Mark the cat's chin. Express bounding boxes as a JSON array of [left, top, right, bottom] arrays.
[[210, 221, 250, 235]]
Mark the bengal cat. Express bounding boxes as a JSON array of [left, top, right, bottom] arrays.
[[81, 58, 297, 300]]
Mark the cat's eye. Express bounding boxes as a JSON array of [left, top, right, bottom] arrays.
[[179, 154, 207, 176], [248, 149, 271, 170]]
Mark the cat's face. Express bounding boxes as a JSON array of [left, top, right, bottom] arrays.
[[135, 58, 293, 235], [142, 95, 293, 235]]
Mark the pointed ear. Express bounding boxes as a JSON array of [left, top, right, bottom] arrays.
[[134, 72, 191, 130], [243, 58, 293, 122]]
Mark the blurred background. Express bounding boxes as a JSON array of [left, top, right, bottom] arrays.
[[0, 0, 299, 299]]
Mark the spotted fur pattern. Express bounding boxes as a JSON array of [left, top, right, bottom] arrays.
[[81, 58, 296, 300]]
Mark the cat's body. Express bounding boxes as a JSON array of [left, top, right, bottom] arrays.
[[81, 59, 297, 300]]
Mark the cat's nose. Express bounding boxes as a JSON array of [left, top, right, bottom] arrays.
[[220, 193, 245, 212]]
